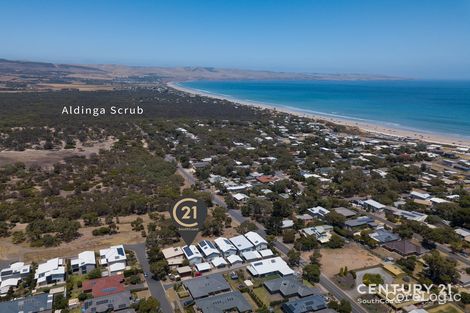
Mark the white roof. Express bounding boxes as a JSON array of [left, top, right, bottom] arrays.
[[364, 199, 386, 209], [227, 255, 243, 264], [259, 249, 274, 258], [1, 262, 30, 277], [162, 246, 184, 259], [71, 251, 96, 266], [247, 257, 294, 276], [232, 193, 249, 201], [195, 262, 212, 272], [182, 245, 203, 260], [229, 235, 254, 251], [214, 237, 237, 253], [241, 250, 262, 261], [109, 262, 126, 273], [410, 191, 431, 199], [281, 219, 294, 228], [0, 278, 20, 288], [35, 258, 64, 277], [244, 231, 267, 247], [307, 206, 330, 216], [211, 257, 228, 267], [99, 245, 126, 264], [198, 240, 220, 257], [455, 228, 470, 238], [430, 197, 448, 204]]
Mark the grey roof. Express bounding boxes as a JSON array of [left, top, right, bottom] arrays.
[[383, 239, 425, 256], [333, 207, 356, 217], [264, 276, 321, 298], [281, 294, 327, 313], [82, 290, 131, 313], [183, 273, 230, 299], [195, 291, 252, 313], [0, 293, 53, 313], [344, 216, 374, 228], [370, 228, 400, 243]]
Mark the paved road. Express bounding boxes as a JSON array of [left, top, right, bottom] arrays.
[[125, 243, 173, 313]]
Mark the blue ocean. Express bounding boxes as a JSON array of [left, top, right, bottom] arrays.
[[180, 80, 470, 138]]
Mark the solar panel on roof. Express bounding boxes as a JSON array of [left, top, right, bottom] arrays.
[[117, 248, 124, 256], [200, 241, 207, 247], [183, 246, 194, 257], [207, 241, 215, 249]]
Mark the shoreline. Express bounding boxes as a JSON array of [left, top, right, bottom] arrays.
[[167, 82, 470, 147]]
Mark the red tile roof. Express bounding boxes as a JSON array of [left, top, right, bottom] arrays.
[[256, 175, 277, 183], [82, 274, 125, 298]]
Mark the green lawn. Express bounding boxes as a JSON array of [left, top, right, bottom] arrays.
[[252, 287, 271, 306]]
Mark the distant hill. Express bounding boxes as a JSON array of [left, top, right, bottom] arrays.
[[0, 58, 403, 92]]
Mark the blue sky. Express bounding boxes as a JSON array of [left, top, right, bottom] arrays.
[[1, 0, 470, 78]]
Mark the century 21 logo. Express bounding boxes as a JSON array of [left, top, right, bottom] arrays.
[[172, 198, 199, 227], [170, 197, 207, 229]]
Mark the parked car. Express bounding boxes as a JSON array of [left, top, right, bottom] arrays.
[[230, 271, 238, 280]]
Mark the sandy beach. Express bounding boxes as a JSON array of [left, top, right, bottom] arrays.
[[168, 82, 470, 147]]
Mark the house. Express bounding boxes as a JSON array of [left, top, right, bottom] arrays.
[[232, 193, 249, 202], [194, 291, 252, 313], [227, 254, 243, 265], [386, 207, 428, 222], [307, 206, 330, 219], [256, 175, 277, 184], [282, 219, 294, 229], [211, 257, 228, 268], [82, 290, 132, 313], [301, 225, 333, 244], [333, 207, 357, 218], [229, 235, 255, 253], [383, 240, 425, 256], [264, 276, 320, 298], [214, 237, 237, 257], [241, 251, 262, 262], [344, 216, 376, 231], [176, 266, 193, 277], [162, 246, 185, 268], [363, 199, 386, 212], [195, 262, 212, 273], [35, 258, 66, 286], [281, 294, 327, 313], [0, 293, 53, 313], [455, 228, 470, 242], [82, 274, 125, 298], [410, 191, 431, 200], [198, 240, 221, 262], [247, 257, 294, 277], [0, 262, 30, 282], [0, 278, 20, 295], [369, 228, 400, 244], [182, 245, 203, 265], [259, 249, 274, 259], [183, 273, 230, 299], [71, 251, 96, 275], [99, 245, 127, 276], [244, 231, 268, 251]]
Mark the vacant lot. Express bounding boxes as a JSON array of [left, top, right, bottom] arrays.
[[319, 242, 382, 277]]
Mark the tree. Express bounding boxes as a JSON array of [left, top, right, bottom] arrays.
[[287, 249, 301, 266], [423, 250, 459, 284], [138, 296, 160, 313], [303, 264, 320, 283], [326, 234, 344, 249], [87, 268, 102, 279], [362, 273, 384, 286], [150, 260, 169, 280], [325, 211, 346, 227], [52, 294, 68, 310], [282, 229, 296, 243]]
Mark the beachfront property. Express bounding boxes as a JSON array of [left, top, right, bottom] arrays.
[[244, 231, 268, 250], [70, 251, 96, 275], [214, 237, 238, 257], [182, 245, 204, 265], [34, 258, 66, 286], [99, 245, 127, 276], [229, 234, 255, 253]]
